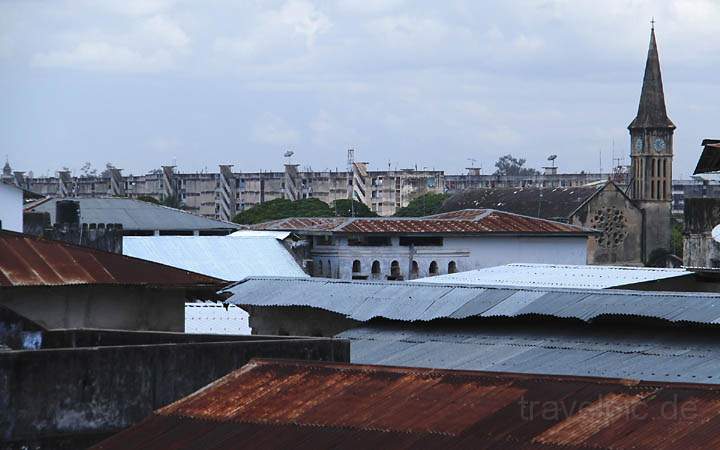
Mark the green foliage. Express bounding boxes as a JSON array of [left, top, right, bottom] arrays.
[[671, 220, 683, 258], [394, 192, 450, 217], [493, 154, 540, 177], [332, 199, 376, 217], [233, 198, 334, 224], [160, 193, 184, 209], [135, 195, 160, 205]]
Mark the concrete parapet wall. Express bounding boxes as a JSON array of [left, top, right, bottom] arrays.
[[0, 329, 349, 448]]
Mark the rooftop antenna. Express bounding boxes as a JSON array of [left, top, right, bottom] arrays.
[[283, 150, 294, 164], [547, 154, 557, 168], [347, 148, 355, 217]]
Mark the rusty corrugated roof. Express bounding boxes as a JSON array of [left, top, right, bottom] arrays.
[[0, 230, 226, 287], [252, 209, 593, 235], [94, 359, 720, 450]]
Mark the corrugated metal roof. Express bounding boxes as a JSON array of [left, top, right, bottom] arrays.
[[123, 236, 308, 281], [339, 323, 720, 384], [694, 140, 720, 175], [26, 197, 241, 231], [93, 358, 720, 450], [252, 209, 594, 235], [0, 230, 225, 287], [413, 263, 693, 289], [229, 230, 292, 240], [224, 277, 720, 325]]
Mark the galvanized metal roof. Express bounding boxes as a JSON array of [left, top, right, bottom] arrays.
[[413, 263, 692, 289], [26, 197, 241, 231], [339, 322, 720, 384], [0, 230, 225, 287], [252, 209, 594, 235], [225, 277, 720, 325], [229, 230, 292, 240], [123, 236, 308, 281], [94, 358, 720, 450]]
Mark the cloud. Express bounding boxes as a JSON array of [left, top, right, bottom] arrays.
[[32, 14, 189, 72], [213, 0, 330, 65], [252, 113, 300, 146]]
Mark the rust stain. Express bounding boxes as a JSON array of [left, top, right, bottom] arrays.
[[0, 230, 225, 287], [252, 209, 589, 235]]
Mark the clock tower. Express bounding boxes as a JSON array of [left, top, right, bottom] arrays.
[[628, 25, 674, 262]]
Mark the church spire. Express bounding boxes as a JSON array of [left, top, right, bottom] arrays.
[[628, 26, 675, 130]]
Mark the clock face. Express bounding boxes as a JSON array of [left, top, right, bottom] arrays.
[[653, 138, 666, 152], [634, 138, 643, 151]]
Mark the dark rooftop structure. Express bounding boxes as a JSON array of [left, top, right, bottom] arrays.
[[693, 139, 720, 175], [25, 197, 242, 235], [439, 185, 605, 221], [95, 358, 720, 450], [628, 27, 675, 130]]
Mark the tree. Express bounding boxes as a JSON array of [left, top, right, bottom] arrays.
[[100, 163, 116, 178], [493, 154, 540, 177], [136, 195, 160, 205], [80, 162, 97, 178], [233, 198, 334, 225], [332, 199, 376, 217], [394, 192, 450, 217], [160, 193, 185, 210]]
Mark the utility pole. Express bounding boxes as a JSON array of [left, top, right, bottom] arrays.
[[347, 148, 355, 217], [407, 243, 416, 280]]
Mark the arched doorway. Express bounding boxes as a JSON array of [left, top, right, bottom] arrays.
[[429, 261, 438, 276], [448, 261, 457, 274], [411, 261, 419, 279], [371, 261, 381, 279], [389, 260, 401, 280]]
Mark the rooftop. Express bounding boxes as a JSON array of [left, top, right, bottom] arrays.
[[252, 209, 594, 236], [0, 230, 225, 288], [225, 276, 720, 325], [439, 185, 605, 220], [25, 197, 241, 232], [412, 263, 692, 289], [340, 321, 720, 384], [123, 235, 308, 281], [94, 358, 720, 450], [693, 139, 720, 175]]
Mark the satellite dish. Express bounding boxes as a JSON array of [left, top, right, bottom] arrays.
[[283, 151, 294, 158], [712, 224, 720, 243], [547, 154, 557, 161]]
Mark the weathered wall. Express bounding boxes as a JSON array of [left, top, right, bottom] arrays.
[[244, 305, 360, 337], [573, 183, 644, 265], [0, 183, 23, 232], [0, 330, 349, 448], [639, 200, 673, 261], [684, 198, 720, 268], [0, 285, 186, 331]]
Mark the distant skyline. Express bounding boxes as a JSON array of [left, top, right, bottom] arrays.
[[1, 1, 719, 179]]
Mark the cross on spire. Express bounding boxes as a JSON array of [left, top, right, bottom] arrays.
[[651, 17, 655, 30]]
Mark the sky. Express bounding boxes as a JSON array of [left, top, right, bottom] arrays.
[[1, 0, 718, 179]]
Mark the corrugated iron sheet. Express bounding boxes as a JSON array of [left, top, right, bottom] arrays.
[[26, 197, 241, 231], [339, 323, 720, 384], [0, 230, 225, 287], [251, 209, 592, 235], [123, 236, 308, 281], [93, 358, 720, 450], [224, 277, 720, 326], [413, 263, 692, 289]]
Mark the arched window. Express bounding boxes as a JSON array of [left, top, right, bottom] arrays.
[[352, 260, 361, 273], [371, 261, 381, 277], [390, 260, 401, 279], [411, 261, 419, 279], [448, 261, 457, 274], [429, 261, 438, 276], [317, 260, 323, 277]]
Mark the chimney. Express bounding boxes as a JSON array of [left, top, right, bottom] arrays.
[[55, 200, 80, 226]]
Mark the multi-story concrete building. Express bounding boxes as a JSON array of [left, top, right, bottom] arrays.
[[18, 162, 445, 220]]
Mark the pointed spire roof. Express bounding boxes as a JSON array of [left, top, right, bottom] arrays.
[[628, 27, 675, 130]]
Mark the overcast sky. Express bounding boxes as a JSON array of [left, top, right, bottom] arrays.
[[1, 0, 718, 178]]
